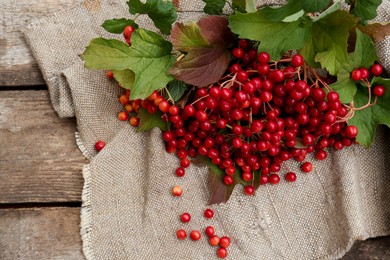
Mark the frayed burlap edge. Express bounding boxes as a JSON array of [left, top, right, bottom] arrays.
[[81, 163, 95, 260], [75, 132, 94, 160]]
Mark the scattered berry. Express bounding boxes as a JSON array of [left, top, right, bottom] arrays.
[[217, 247, 228, 258], [95, 140, 106, 152], [219, 236, 231, 248], [209, 235, 220, 246], [205, 226, 215, 237], [172, 186, 183, 197], [190, 230, 201, 241], [176, 229, 187, 240], [180, 212, 191, 223], [204, 208, 214, 219]]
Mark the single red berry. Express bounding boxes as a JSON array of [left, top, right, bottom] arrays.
[[244, 185, 255, 195], [209, 235, 220, 247], [269, 174, 280, 185], [106, 70, 114, 79], [223, 175, 234, 186], [123, 25, 135, 39], [180, 212, 191, 223], [180, 158, 190, 168], [175, 167, 185, 177], [204, 208, 214, 219], [351, 69, 362, 81], [205, 226, 215, 237], [291, 54, 304, 67], [258, 52, 270, 63], [129, 116, 140, 126], [371, 64, 383, 76], [172, 186, 183, 197], [118, 111, 129, 121], [373, 85, 385, 97], [345, 125, 358, 138], [190, 230, 201, 241], [260, 175, 269, 185], [237, 70, 249, 82], [359, 68, 369, 79], [285, 172, 297, 182], [217, 247, 228, 258], [301, 162, 313, 173], [176, 229, 187, 240], [232, 47, 244, 59], [315, 150, 327, 160], [327, 91, 340, 102], [242, 171, 253, 182], [219, 236, 231, 248], [169, 105, 179, 115], [95, 140, 106, 151]]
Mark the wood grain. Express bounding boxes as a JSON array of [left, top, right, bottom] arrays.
[[342, 236, 390, 259], [0, 90, 87, 204], [0, 207, 84, 260], [0, 0, 80, 86]]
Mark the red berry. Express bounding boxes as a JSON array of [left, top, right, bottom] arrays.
[[118, 111, 129, 121], [327, 91, 340, 102], [315, 150, 327, 160], [95, 140, 106, 151], [371, 64, 383, 76], [209, 235, 220, 246], [129, 116, 140, 126], [190, 230, 201, 241], [205, 226, 215, 237], [219, 236, 231, 248], [373, 85, 385, 97], [106, 70, 114, 79], [301, 162, 313, 173], [217, 247, 228, 258], [351, 69, 362, 81], [180, 158, 190, 168], [258, 52, 270, 63], [180, 212, 191, 223], [269, 174, 280, 185], [285, 172, 297, 182], [169, 105, 179, 115], [345, 125, 358, 138], [232, 48, 244, 58], [359, 68, 369, 79], [176, 229, 187, 240], [158, 100, 170, 113], [172, 186, 183, 197], [175, 167, 185, 177], [291, 54, 304, 67], [204, 208, 214, 219], [223, 175, 234, 185], [244, 185, 255, 195], [237, 70, 249, 82], [123, 25, 135, 39]]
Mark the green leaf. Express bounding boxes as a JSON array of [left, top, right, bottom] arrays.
[[82, 38, 133, 70], [127, 0, 177, 34], [301, 0, 331, 13], [101, 18, 138, 34], [137, 108, 168, 132], [331, 28, 377, 103], [165, 80, 189, 102], [300, 10, 357, 75], [350, 29, 378, 69], [203, 0, 226, 15], [170, 16, 234, 87], [312, 0, 341, 22], [228, 11, 311, 60], [82, 30, 175, 100], [261, 0, 303, 22], [351, 0, 382, 21], [207, 159, 244, 204], [126, 29, 175, 99], [348, 77, 390, 147], [111, 69, 135, 89], [232, 0, 246, 12], [245, 0, 257, 13]]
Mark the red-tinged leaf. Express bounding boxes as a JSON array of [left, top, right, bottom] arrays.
[[169, 16, 234, 87], [358, 22, 390, 42]]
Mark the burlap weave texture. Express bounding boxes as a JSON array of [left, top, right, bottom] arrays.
[[24, 0, 390, 259]]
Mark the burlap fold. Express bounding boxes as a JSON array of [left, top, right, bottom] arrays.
[[24, 0, 390, 259]]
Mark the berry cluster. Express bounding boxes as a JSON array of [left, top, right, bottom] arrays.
[[97, 35, 385, 258], [175, 207, 231, 258]]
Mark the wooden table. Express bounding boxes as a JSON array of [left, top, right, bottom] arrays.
[[1, 1, 389, 259]]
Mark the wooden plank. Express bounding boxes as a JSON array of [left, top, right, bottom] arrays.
[[342, 236, 390, 259], [0, 0, 79, 86], [0, 90, 87, 204], [0, 207, 84, 260]]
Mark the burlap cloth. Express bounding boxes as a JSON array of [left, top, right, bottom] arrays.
[[24, 0, 390, 259]]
